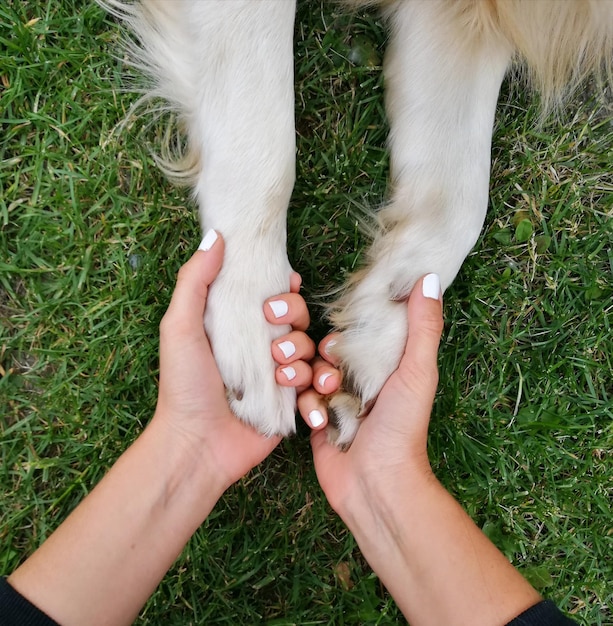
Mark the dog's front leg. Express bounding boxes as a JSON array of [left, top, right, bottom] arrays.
[[327, 1, 513, 446], [189, 2, 298, 435], [113, 0, 299, 435]]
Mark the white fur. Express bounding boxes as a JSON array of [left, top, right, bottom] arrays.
[[328, 0, 613, 445], [327, 0, 513, 445], [102, 0, 298, 435], [101, 0, 613, 443], [187, 2, 298, 436]]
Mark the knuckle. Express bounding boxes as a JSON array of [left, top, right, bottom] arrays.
[[176, 263, 191, 283], [159, 312, 172, 335], [159, 310, 190, 339]]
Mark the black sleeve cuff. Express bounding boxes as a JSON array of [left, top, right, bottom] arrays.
[[507, 599, 579, 626], [0, 577, 61, 626]]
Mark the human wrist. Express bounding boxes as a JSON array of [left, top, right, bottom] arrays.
[[339, 464, 542, 625], [343, 450, 434, 519], [145, 413, 228, 511], [6, 413, 229, 625], [338, 460, 440, 560]]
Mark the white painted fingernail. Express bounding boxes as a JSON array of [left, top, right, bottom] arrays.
[[324, 339, 337, 355], [318, 372, 332, 388], [422, 273, 441, 300], [308, 410, 325, 428], [281, 366, 296, 381], [198, 229, 218, 252], [277, 340, 296, 359], [268, 300, 289, 318]]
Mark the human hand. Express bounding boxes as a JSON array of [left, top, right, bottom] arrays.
[[297, 274, 444, 516], [298, 277, 546, 626], [153, 230, 314, 491]]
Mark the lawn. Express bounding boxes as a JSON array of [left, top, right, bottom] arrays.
[[1, 1, 612, 624]]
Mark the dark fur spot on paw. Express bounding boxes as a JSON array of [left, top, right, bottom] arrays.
[[388, 281, 411, 302], [341, 372, 360, 400], [327, 403, 343, 432], [228, 387, 244, 402], [360, 396, 376, 417]]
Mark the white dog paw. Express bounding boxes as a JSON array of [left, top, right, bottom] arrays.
[[324, 199, 470, 448], [327, 280, 410, 449], [204, 259, 297, 437]]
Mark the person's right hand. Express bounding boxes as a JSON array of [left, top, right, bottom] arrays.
[[298, 275, 545, 626], [297, 274, 444, 516]]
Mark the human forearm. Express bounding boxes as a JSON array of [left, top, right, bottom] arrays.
[[342, 469, 541, 626], [307, 277, 541, 625], [5, 237, 311, 625], [8, 416, 225, 626]]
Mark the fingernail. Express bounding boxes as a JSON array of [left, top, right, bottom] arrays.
[[268, 300, 289, 319], [422, 273, 441, 300], [308, 410, 325, 428], [277, 340, 296, 359], [281, 366, 296, 381], [198, 229, 218, 252], [318, 372, 332, 388], [324, 339, 337, 355]]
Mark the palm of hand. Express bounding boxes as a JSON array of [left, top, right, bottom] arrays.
[[155, 311, 281, 490], [310, 367, 435, 516]]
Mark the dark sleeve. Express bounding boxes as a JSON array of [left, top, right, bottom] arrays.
[[507, 600, 579, 626], [0, 577, 61, 626]]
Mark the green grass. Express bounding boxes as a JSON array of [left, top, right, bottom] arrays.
[[1, 1, 612, 624]]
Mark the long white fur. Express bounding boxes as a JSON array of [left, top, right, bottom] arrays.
[[186, 2, 298, 436], [102, 0, 298, 436], [327, 0, 513, 445], [100, 0, 613, 444], [327, 0, 613, 445]]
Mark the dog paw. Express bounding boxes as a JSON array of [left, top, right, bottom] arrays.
[[204, 255, 297, 437], [326, 277, 410, 448], [324, 194, 470, 448]]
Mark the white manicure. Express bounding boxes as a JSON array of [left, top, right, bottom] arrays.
[[318, 372, 332, 388], [422, 273, 441, 300], [308, 410, 325, 428], [268, 300, 289, 318], [281, 366, 296, 381], [277, 340, 296, 359], [324, 339, 337, 355], [198, 229, 218, 252]]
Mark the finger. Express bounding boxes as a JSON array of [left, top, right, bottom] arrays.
[[297, 388, 328, 430], [272, 331, 316, 364], [163, 230, 224, 328], [311, 358, 341, 394], [289, 272, 302, 293], [405, 273, 443, 365], [264, 293, 310, 331], [396, 273, 444, 395], [275, 360, 313, 388], [318, 333, 341, 366]]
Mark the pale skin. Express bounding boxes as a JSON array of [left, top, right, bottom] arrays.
[[7, 232, 314, 626], [7, 231, 542, 625], [298, 278, 542, 626]]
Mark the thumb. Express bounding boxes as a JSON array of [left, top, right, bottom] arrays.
[[164, 229, 225, 327], [393, 273, 444, 404], [310, 427, 336, 467]]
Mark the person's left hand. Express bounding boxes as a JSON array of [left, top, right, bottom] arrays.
[[152, 231, 314, 490]]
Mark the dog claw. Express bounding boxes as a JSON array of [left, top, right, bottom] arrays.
[[326, 391, 363, 449]]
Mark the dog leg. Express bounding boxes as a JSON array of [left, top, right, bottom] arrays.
[[327, 0, 513, 446], [106, 0, 298, 435], [191, 3, 298, 436]]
